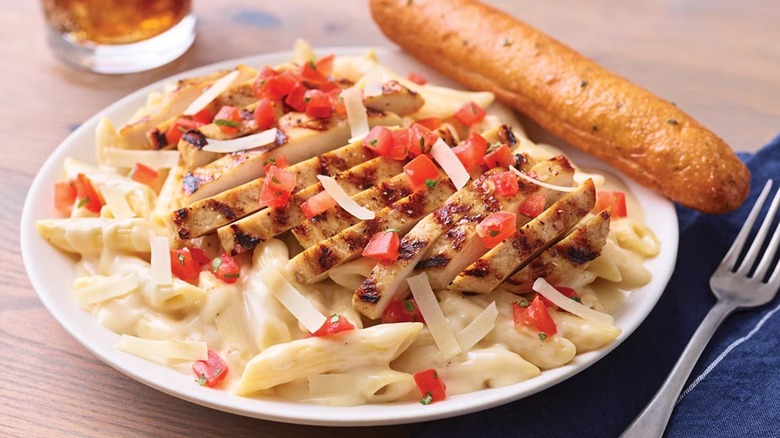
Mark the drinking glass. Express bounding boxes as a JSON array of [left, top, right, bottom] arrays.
[[41, 0, 196, 74]]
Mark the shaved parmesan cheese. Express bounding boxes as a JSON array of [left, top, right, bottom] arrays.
[[183, 69, 240, 116], [362, 68, 384, 97], [533, 278, 614, 325], [104, 148, 180, 169], [261, 267, 327, 333], [430, 138, 469, 190], [317, 175, 375, 220], [407, 273, 461, 359], [293, 38, 316, 65], [73, 272, 139, 307], [102, 185, 136, 219], [201, 128, 277, 153], [149, 234, 172, 285], [510, 166, 577, 192], [117, 335, 207, 364], [456, 301, 498, 352], [343, 87, 370, 142]]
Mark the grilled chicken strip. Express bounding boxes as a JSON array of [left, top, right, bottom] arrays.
[[179, 82, 422, 171], [180, 111, 402, 205], [503, 208, 612, 293], [171, 139, 374, 239], [290, 170, 456, 283], [119, 65, 257, 149], [353, 169, 506, 319], [217, 157, 406, 254], [417, 156, 576, 289], [449, 179, 596, 293]]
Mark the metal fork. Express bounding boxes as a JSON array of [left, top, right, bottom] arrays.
[[621, 180, 780, 438]]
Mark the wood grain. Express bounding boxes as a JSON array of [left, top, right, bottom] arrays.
[[2, 0, 778, 436]]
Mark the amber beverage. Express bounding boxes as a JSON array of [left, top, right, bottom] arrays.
[[42, 0, 196, 74]]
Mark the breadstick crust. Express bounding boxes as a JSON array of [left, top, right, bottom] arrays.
[[370, 0, 750, 214]]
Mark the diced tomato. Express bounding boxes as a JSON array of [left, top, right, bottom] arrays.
[[258, 69, 299, 101], [304, 89, 334, 119], [454, 101, 487, 126], [407, 72, 427, 85], [129, 162, 158, 186], [452, 131, 488, 170], [408, 123, 438, 157], [54, 180, 77, 212], [300, 59, 329, 85], [165, 118, 203, 145], [259, 165, 297, 208], [213, 106, 242, 135], [484, 144, 514, 169], [518, 192, 547, 218], [512, 295, 557, 337], [326, 88, 345, 114], [363, 126, 393, 157], [307, 314, 355, 337], [319, 79, 342, 93], [170, 248, 201, 284], [595, 190, 627, 218], [285, 83, 308, 112], [73, 173, 103, 213], [253, 98, 276, 130], [538, 286, 580, 309], [362, 230, 400, 262], [415, 117, 442, 131], [301, 190, 337, 219], [389, 128, 413, 160], [489, 171, 519, 197], [262, 155, 289, 173], [189, 247, 211, 267], [251, 65, 280, 98], [477, 211, 516, 248], [192, 106, 215, 125], [404, 155, 440, 192], [413, 369, 446, 404], [381, 298, 425, 323], [315, 54, 335, 77], [192, 350, 228, 388], [211, 253, 240, 284]]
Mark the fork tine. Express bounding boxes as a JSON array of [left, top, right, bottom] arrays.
[[721, 180, 773, 271], [753, 188, 780, 281], [737, 181, 779, 275]]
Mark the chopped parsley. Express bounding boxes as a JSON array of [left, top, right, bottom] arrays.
[[309, 60, 317, 70], [214, 119, 239, 128], [177, 254, 186, 265], [580, 80, 588, 88], [330, 314, 340, 324], [223, 273, 240, 279], [420, 392, 433, 405], [420, 136, 426, 154], [211, 257, 223, 272], [77, 197, 89, 208], [488, 229, 500, 237], [667, 119, 679, 125], [385, 228, 400, 234], [517, 297, 530, 308], [304, 96, 311, 103], [369, 139, 378, 146], [425, 179, 438, 189], [264, 157, 277, 166], [538, 332, 548, 341], [403, 300, 415, 312], [271, 176, 281, 184], [195, 373, 207, 386]]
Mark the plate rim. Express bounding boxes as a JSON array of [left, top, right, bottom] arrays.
[[20, 46, 679, 426]]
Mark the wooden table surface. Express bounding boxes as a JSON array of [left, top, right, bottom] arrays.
[[2, 1, 779, 437]]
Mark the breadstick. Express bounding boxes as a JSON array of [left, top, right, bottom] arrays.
[[370, 0, 750, 213]]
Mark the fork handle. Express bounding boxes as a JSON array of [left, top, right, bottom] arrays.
[[620, 301, 735, 438]]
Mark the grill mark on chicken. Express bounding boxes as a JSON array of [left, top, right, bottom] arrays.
[[182, 172, 206, 196], [461, 258, 490, 278], [445, 226, 467, 250], [415, 255, 450, 269], [356, 278, 381, 304], [230, 224, 263, 255], [378, 181, 413, 205], [497, 124, 517, 146], [399, 238, 428, 260], [204, 199, 238, 221], [393, 190, 427, 217], [342, 165, 378, 190], [316, 244, 338, 271], [182, 129, 208, 149], [148, 128, 167, 149], [316, 156, 332, 177], [433, 202, 471, 226]]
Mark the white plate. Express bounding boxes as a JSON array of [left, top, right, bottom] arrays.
[[20, 47, 678, 426]]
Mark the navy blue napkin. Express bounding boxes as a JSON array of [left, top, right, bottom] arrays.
[[417, 135, 780, 438]]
